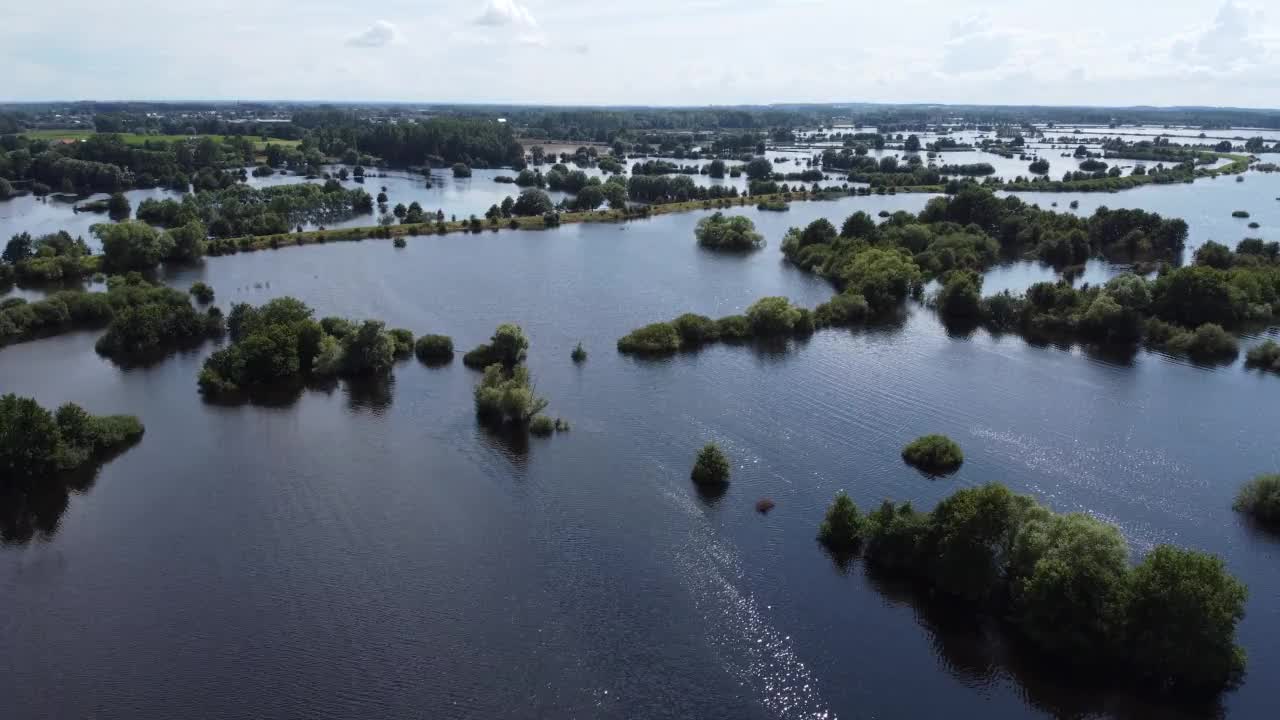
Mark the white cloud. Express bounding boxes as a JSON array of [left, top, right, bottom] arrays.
[[346, 20, 400, 48], [475, 0, 538, 28]]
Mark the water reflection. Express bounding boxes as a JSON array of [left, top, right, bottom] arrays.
[[0, 442, 140, 545], [863, 568, 1227, 720]]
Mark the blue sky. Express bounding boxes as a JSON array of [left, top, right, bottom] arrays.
[[4, 0, 1277, 106]]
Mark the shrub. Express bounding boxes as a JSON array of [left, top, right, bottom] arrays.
[[452, 163, 472, 178], [1162, 323, 1238, 359], [571, 342, 587, 363], [189, 282, 215, 304], [1230, 210, 1249, 218], [529, 415, 555, 436], [756, 199, 789, 211], [0, 394, 143, 479], [694, 212, 765, 251], [1245, 340, 1280, 372], [1233, 475, 1280, 526], [388, 328, 414, 357], [901, 434, 964, 474], [818, 492, 864, 551], [745, 296, 802, 335], [690, 442, 730, 485], [814, 292, 869, 326], [415, 334, 454, 362], [715, 314, 751, 340], [617, 322, 681, 354], [473, 363, 547, 425], [672, 313, 719, 345], [393, 237, 406, 248]]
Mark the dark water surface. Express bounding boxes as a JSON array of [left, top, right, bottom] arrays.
[[2, 193, 1280, 719]]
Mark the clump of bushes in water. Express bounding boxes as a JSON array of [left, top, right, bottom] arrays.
[[463, 323, 529, 369], [1144, 320, 1238, 361], [393, 237, 406, 248], [1246, 340, 1280, 372], [475, 363, 547, 424], [818, 491, 864, 551], [1231, 210, 1250, 218], [415, 334, 454, 363], [198, 297, 402, 396], [901, 434, 964, 474], [388, 328, 414, 358], [1233, 475, 1280, 527], [691, 442, 730, 485], [189, 282, 215, 304], [93, 275, 225, 361], [617, 297, 814, 355], [0, 393, 144, 479], [817, 483, 1248, 695], [3, 230, 99, 283], [694, 212, 765, 251], [452, 163, 472, 178], [571, 342, 587, 363], [757, 199, 789, 211]]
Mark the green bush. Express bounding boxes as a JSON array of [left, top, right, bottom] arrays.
[[0, 394, 144, 479], [818, 491, 864, 551], [571, 342, 587, 363], [474, 363, 547, 424], [189, 282, 215, 304], [1233, 475, 1280, 526], [694, 212, 765, 251], [672, 313, 719, 345], [1245, 340, 1280, 373], [901, 434, 964, 474], [814, 292, 869, 327], [690, 442, 730, 485], [617, 322, 681, 354], [529, 415, 555, 436], [745, 296, 802, 335], [715, 314, 751, 340], [1231, 210, 1250, 218], [388, 328, 414, 357], [415, 334, 454, 362]]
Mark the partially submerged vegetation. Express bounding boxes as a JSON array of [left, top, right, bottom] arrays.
[[690, 442, 730, 485], [414, 334, 454, 363], [198, 297, 405, 397], [0, 393, 144, 479], [469, 324, 567, 436], [818, 483, 1247, 696], [1233, 475, 1280, 527], [694, 212, 765, 251], [617, 297, 814, 355], [901, 434, 964, 474]]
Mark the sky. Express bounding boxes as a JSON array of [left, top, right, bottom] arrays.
[[3, 0, 1278, 107]]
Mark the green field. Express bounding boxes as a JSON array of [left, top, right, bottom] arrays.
[[11, 129, 301, 150]]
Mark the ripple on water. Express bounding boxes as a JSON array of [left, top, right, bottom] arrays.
[[657, 479, 836, 720]]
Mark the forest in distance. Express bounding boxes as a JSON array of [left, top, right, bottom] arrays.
[[3, 95, 1280, 720]]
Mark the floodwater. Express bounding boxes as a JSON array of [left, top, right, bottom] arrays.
[[2, 164, 1280, 720]]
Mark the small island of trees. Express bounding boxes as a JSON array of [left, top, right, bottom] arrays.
[[198, 297, 409, 397], [901, 434, 964, 474], [817, 482, 1247, 696], [690, 442, 730, 485], [694, 212, 765, 251], [0, 393, 144, 479], [1233, 475, 1280, 527]]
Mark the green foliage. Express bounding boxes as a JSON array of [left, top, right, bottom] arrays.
[[198, 297, 400, 395], [529, 415, 555, 436], [1246, 340, 1280, 373], [451, 163, 472, 178], [414, 334, 454, 362], [690, 442, 730, 485], [901, 434, 964, 474], [694, 212, 764, 251], [474, 364, 548, 425], [813, 292, 869, 327], [95, 222, 175, 271], [672, 313, 719, 345], [189, 282, 215, 304], [388, 328, 414, 357], [512, 188, 553, 216], [937, 271, 983, 318], [617, 322, 681, 355], [745, 296, 803, 335], [818, 491, 864, 551], [1148, 321, 1239, 360], [571, 342, 587, 363], [715, 314, 751, 340], [1233, 475, 1280, 526], [0, 394, 143, 480], [464, 324, 530, 368], [1127, 546, 1247, 693]]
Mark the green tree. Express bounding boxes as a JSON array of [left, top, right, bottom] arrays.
[[694, 212, 764, 251], [95, 222, 175, 271], [1126, 546, 1247, 693], [818, 491, 864, 551], [107, 192, 131, 220], [690, 442, 730, 485], [745, 156, 774, 181]]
